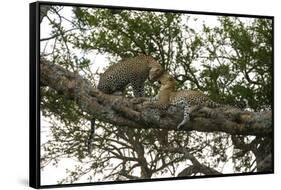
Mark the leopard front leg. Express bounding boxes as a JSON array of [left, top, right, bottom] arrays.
[[131, 79, 145, 97], [177, 104, 204, 129], [177, 104, 191, 129]]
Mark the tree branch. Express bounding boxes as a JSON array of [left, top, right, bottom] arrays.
[[40, 58, 272, 137], [162, 147, 222, 176]]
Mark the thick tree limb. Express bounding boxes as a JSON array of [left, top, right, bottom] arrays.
[[40, 59, 272, 137]]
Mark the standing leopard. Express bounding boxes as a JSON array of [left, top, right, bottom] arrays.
[[87, 54, 164, 153], [97, 54, 164, 97], [146, 72, 222, 129]]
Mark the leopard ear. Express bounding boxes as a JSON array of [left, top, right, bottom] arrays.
[[149, 68, 162, 81]]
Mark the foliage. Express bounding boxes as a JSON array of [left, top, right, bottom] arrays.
[[40, 5, 272, 183]]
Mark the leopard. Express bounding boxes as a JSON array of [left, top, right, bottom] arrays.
[[87, 54, 164, 153], [97, 54, 164, 97], [145, 72, 222, 129]]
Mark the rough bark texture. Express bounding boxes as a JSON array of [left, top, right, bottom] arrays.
[[40, 59, 272, 137]]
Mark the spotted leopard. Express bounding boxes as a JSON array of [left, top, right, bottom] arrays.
[[146, 72, 221, 129], [87, 54, 164, 153], [97, 54, 164, 97]]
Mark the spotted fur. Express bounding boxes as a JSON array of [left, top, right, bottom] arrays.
[[147, 72, 222, 129], [170, 90, 221, 129], [98, 54, 163, 97]]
